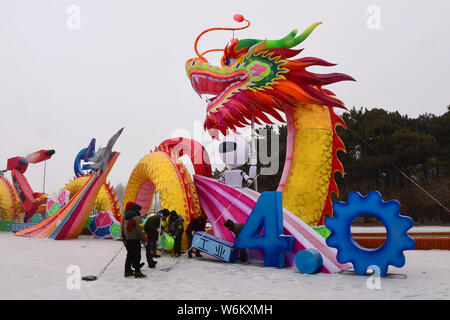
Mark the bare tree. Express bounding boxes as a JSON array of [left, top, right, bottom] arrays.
[[114, 183, 125, 206]]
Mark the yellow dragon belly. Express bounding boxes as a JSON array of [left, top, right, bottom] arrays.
[[282, 104, 336, 226]]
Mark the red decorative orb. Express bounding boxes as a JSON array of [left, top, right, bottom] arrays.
[[233, 14, 244, 23]]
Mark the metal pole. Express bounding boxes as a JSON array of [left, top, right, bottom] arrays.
[[251, 112, 258, 192], [43, 160, 47, 193]]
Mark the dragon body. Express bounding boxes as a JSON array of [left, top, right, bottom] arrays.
[[0, 176, 21, 220], [122, 139, 207, 250], [186, 19, 353, 225]]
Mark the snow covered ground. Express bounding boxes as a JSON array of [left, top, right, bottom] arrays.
[[0, 232, 449, 300]]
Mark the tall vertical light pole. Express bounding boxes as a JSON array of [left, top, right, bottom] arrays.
[[250, 112, 258, 192], [43, 160, 47, 193]]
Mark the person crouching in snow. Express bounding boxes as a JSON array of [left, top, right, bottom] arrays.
[[143, 209, 169, 268], [121, 202, 147, 278], [224, 219, 248, 263], [168, 210, 184, 257], [186, 215, 206, 258]]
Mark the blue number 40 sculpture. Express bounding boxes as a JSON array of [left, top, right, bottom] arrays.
[[233, 191, 294, 268]]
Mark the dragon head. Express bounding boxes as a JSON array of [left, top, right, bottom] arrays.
[[186, 15, 355, 137]]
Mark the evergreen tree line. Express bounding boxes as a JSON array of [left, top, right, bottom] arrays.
[[214, 106, 450, 225]]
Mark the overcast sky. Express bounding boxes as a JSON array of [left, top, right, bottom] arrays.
[[1, 0, 449, 195]]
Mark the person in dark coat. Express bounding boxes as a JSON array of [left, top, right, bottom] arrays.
[[224, 219, 248, 263], [185, 215, 207, 258], [161, 208, 171, 233], [143, 209, 169, 268], [121, 202, 147, 278], [168, 210, 184, 257]]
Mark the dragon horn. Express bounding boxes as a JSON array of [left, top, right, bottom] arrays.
[[265, 22, 322, 49]]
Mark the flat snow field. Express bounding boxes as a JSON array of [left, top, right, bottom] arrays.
[[0, 232, 449, 300]]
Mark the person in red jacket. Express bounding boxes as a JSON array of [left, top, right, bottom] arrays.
[[185, 215, 207, 258]]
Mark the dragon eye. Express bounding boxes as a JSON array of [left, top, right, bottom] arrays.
[[225, 58, 236, 66]]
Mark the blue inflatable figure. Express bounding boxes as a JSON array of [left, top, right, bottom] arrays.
[[233, 191, 294, 268], [325, 191, 415, 277]]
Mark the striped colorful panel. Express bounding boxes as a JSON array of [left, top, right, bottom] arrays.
[[15, 153, 119, 240]]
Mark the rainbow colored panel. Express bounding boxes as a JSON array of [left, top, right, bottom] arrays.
[[15, 153, 120, 240]]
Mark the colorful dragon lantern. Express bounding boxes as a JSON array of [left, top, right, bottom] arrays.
[[185, 14, 355, 226]]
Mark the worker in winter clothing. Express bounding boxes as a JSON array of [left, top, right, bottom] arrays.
[[224, 219, 248, 263], [121, 202, 147, 278], [185, 215, 207, 258], [168, 210, 184, 257], [160, 208, 171, 234], [143, 210, 166, 268]]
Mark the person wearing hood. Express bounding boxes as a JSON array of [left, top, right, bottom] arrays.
[[143, 209, 170, 268], [160, 208, 172, 234], [168, 210, 184, 257], [121, 202, 147, 278], [224, 219, 248, 263], [185, 215, 207, 258]]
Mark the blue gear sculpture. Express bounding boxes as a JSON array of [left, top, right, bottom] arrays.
[[325, 191, 415, 276]]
